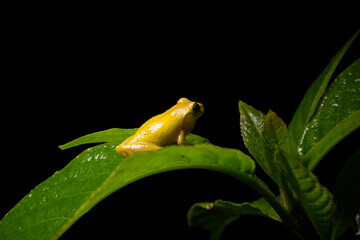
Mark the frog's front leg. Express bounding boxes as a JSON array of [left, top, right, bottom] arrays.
[[115, 142, 162, 157], [177, 129, 188, 145]]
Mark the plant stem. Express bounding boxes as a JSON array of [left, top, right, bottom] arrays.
[[245, 176, 289, 221], [240, 176, 320, 239]]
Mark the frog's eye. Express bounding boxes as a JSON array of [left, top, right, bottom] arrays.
[[193, 102, 201, 113], [178, 97, 190, 104]]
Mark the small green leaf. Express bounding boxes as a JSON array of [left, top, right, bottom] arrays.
[[238, 103, 290, 220], [261, 110, 297, 211], [276, 148, 335, 240], [289, 30, 359, 145], [0, 137, 263, 240], [331, 149, 360, 240], [239, 103, 298, 212], [261, 110, 291, 184], [238, 101, 269, 175], [299, 58, 360, 170], [58, 128, 136, 150], [188, 198, 281, 240]]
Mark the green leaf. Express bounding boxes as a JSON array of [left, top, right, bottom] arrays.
[[58, 128, 136, 149], [238, 103, 290, 219], [188, 198, 281, 240], [331, 149, 360, 240], [276, 148, 335, 240], [261, 110, 291, 184], [289, 30, 359, 145], [238, 101, 269, 175], [239, 104, 296, 207], [59, 128, 210, 150], [1, 135, 268, 240], [299, 58, 360, 170], [261, 110, 297, 211]]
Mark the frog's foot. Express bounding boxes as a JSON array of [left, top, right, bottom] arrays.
[[115, 142, 162, 157]]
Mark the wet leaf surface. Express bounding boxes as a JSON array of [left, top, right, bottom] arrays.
[[0, 130, 256, 240], [299, 58, 360, 170]]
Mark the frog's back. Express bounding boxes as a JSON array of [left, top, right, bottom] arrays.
[[130, 112, 179, 144]]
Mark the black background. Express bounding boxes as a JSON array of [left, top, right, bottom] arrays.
[[2, 1, 360, 239]]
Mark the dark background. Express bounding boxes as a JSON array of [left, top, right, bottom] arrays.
[[3, 1, 359, 239]]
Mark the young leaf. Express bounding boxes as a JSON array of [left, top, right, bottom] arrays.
[[276, 148, 335, 240], [331, 149, 360, 240], [1, 139, 268, 240], [299, 58, 360, 170], [238, 103, 290, 219], [288, 30, 359, 145], [238, 101, 269, 175], [187, 198, 281, 240], [261, 110, 291, 184], [261, 110, 297, 211], [239, 103, 297, 211]]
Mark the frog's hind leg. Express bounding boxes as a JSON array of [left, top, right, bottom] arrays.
[[115, 142, 162, 157]]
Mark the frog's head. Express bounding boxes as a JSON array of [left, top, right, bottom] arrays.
[[177, 97, 204, 120]]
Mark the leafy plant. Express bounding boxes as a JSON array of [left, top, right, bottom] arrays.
[[1, 30, 359, 240]]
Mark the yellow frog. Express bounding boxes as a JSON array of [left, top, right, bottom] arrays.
[[116, 98, 204, 157]]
